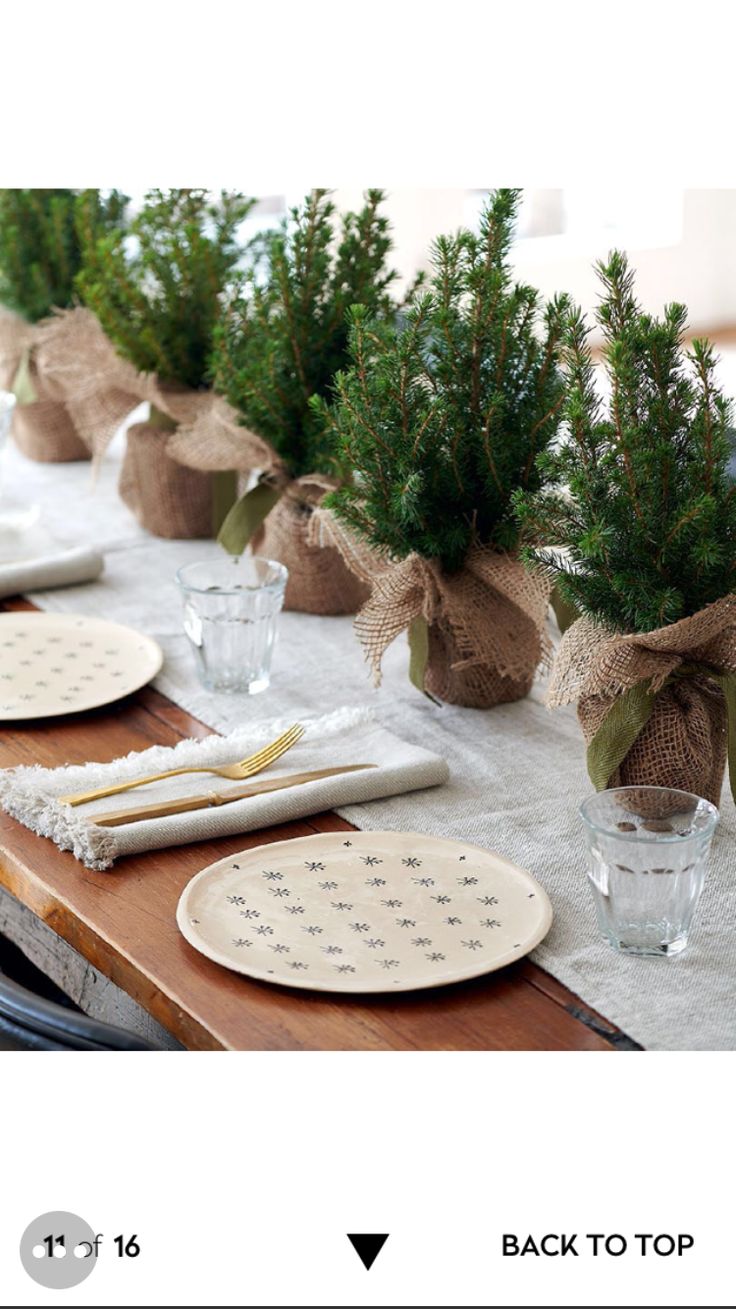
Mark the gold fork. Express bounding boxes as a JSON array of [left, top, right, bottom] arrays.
[[58, 723, 305, 807]]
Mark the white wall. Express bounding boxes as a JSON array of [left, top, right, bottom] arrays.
[[333, 188, 736, 337]]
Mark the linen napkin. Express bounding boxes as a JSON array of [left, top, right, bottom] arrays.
[[0, 544, 104, 599], [0, 707, 449, 871]]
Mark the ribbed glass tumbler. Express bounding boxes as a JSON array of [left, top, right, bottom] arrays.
[[579, 786, 719, 957], [177, 556, 287, 694]]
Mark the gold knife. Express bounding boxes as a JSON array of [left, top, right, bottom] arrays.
[[90, 764, 377, 828]]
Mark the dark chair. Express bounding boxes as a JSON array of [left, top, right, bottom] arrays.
[[0, 963, 161, 1051]]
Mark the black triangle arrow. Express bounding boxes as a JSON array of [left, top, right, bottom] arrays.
[[347, 1233, 389, 1270]]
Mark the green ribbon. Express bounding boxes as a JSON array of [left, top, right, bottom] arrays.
[[217, 479, 283, 556], [407, 614, 441, 705], [211, 470, 239, 536], [408, 614, 429, 694], [550, 585, 580, 635], [148, 403, 177, 432], [586, 682, 657, 791], [586, 665, 736, 801], [11, 346, 37, 406]]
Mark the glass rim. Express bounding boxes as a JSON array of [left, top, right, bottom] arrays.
[[176, 556, 288, 596], [0, 389, 17, 413], [579, 785, 720, 843]]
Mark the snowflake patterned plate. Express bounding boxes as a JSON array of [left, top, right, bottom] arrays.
[[0, 613, 162, 720], [177, 831, 553, 994]]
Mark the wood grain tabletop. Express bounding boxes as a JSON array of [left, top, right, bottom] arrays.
[[0, 600, 638, 1051]]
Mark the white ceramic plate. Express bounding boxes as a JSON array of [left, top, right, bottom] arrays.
[[0, 612, 163, 719], [177, 831, 553, 994]]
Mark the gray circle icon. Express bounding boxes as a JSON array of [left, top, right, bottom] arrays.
[[20, 1211, 98, 1289]]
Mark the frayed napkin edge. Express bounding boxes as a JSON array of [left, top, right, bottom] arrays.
[[0, 704, 376, 795], [0, 705, 419, 872]]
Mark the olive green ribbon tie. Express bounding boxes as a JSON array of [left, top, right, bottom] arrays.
[[586, 682, 657, 792], [406, 615, 442, 705], [550, 585, 580, 636], [148, 403, 178, 432], [211, 470, 239, 536], [218, 478, 283, 556], [586, 666, 736, 801], [11, 346, 38, 406]]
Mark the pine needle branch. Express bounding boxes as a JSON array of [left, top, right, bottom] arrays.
[[516, 250, 736, 632]]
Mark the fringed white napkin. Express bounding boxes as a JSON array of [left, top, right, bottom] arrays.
[[0, 544, 103, 598], [0, 707, 449, 871]]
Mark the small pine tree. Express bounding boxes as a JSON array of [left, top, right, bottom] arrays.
[[320, 189, 569, 573], [514, 250, 736, 633], [212, 189, 407, 479], [76, 188, 254, 391], [0, 189, 127, 323]]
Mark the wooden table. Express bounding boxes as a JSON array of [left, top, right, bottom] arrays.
[[0, 599, 638, 1051]]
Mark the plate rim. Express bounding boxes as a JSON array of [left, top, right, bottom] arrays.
[[176, 829, 553, 995], [0, 611, 163, 720]]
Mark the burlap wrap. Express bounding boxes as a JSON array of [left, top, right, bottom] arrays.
[[166, 389, 284, 481], [0, 311, 89, 462], [31, 306, 240, 536], [243, 476, 367, 615], [166, 384, 369, 614], [314, 509, 551, 707], [119, 422, 213, 539], [548, 598, 736, 804]]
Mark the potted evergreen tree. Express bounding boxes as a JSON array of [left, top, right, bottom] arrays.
[[316, 189, 568, 706], [36, 189, 253, 538], [206, 189, 412, 614], [0, 188, 126, 461], [515, 251, 736, 804]]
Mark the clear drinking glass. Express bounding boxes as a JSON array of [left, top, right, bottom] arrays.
[[176, 556, 288, 694], [579, 787, 719, 956]]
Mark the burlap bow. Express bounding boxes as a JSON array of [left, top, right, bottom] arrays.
[[313, 508, 551, 699], [32, 305, 276, 527], [32, 306, 226, 460], [167, 393, 281, 473], [164, 372, 306, 552], [0, 311, 55, 415], [549, 596, 736, 801], [0, 310, 92, 462]]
